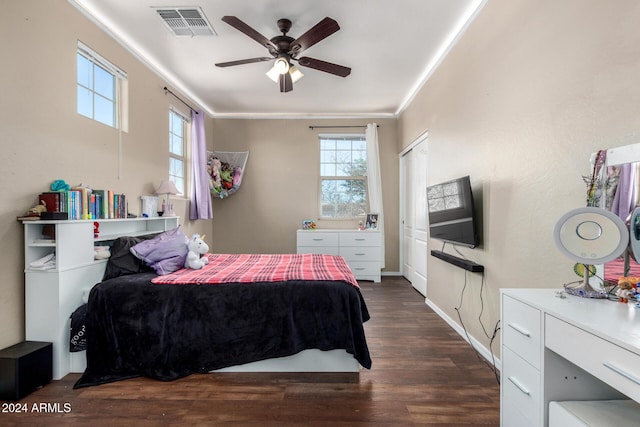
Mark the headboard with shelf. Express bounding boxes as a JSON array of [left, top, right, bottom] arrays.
[[23, 216, 179, 379]]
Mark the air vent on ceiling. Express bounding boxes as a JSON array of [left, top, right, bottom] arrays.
[[155, 7, 216, 37]]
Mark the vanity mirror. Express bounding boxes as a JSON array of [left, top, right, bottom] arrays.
[[590, 143, 640, 287]]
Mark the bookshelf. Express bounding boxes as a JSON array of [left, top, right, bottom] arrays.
[[22, 216, 179, 379]]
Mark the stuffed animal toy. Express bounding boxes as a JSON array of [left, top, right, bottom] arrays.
[[184, 234, 210, 270], [220, 167, 234, 190], [28, 200, 47, 215], [209, 157, 222, 192], [616, 277, 638, 303]]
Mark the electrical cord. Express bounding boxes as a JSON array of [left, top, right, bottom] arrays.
[[449, 243, 501, 384]]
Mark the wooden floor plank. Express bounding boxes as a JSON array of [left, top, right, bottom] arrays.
[[1, 276, 500, 426]]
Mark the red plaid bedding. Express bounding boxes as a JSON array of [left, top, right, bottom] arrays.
[[151, 253, 359, 288]]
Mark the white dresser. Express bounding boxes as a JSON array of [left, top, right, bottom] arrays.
[[296, 229, 381, 282], [501, 288, 640, 426]]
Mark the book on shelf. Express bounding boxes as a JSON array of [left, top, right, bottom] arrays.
[[36, 189, 127, 220]]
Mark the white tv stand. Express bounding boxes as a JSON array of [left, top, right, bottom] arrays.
[[23, 217, 179, 379], [501, 288, 640, 426]]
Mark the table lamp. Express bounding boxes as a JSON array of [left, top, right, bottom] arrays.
[[156, 180, 180, 216]]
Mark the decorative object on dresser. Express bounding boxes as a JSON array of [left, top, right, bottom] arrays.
[[365, 213, 378, 230], [22, 216, 180, 380], [297, 229, 381, 282]]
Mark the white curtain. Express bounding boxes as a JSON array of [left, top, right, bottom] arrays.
[[366, 123, 385, 269], [189, 110, 213, 219]]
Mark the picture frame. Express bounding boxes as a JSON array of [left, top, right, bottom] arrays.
[[141, 196, 159, 218], [365, 213, 379, 230]]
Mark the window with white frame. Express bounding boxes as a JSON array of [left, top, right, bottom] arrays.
[[319, 134, 368, 219], [76, 42, 127, 128], [169, 109, 188, 195]]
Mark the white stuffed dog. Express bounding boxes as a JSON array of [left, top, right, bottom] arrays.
[[184, 234, 210, 270]]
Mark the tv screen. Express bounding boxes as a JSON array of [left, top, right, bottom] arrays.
[[427, 175, 479, 248]]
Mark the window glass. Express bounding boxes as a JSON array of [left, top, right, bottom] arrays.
[[319, 135, 368, 219], [76, 44, 125, 129], [169, 110, 187, 195]]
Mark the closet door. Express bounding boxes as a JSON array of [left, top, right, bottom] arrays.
[[400, 136, 428, 296], [412, 140, 428, 296], [401, 151, 415, 284]]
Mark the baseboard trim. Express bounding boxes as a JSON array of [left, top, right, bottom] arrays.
[[424, 297, 501, 372], [381, 271, 401, 277]]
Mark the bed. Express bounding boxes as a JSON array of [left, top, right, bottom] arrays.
[[73, 233, 371, 388]]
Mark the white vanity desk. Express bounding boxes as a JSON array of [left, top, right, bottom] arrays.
[[501, 288, 640, 426]]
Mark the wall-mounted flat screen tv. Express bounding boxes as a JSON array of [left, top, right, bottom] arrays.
[[426, 175, 479, 248]]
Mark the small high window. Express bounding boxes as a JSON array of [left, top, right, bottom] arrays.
[[76, 42, 127, 129]]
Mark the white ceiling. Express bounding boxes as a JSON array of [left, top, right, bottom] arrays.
[[69, 0, 484, 118]]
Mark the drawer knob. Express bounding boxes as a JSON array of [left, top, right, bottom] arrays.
[[603, 362, 640, 386], [355, 253, 366, 256], [507, 376, 531, 396], [507, 323, 531, 338], [312, 238, 324, 241]]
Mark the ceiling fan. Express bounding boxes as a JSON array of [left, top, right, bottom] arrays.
[[215, 16, 351, 92]]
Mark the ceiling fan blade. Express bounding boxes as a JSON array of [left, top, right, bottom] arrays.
[[297, 57, 351, 77], [288, 17, 340, 55], [279, 72, 293, 92], [221, 16, 278, 50], [215, 57, 273, 67]]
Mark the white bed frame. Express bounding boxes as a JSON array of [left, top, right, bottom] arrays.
[[72, 348, 359, 374]]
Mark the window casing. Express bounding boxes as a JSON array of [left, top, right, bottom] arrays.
[[76, 42, 127, 128], [319, 135, 368, 219], [169, 109, 188, 195]]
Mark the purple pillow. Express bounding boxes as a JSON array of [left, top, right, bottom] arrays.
[[130, 227, 188, 275]]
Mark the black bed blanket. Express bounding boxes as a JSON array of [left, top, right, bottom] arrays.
[[74, 272, 371, 388]]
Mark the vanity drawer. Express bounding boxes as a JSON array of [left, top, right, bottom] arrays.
[[501, 346, 541, 427], [502, 295, 542, 369], [296, 232, 339, 247], [546, 314, 640, 402], [339, 246, 380, 261], [339, 232, 380, 247]]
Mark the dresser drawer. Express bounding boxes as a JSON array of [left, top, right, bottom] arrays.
[[502, 295, 542, 369], [339, 246, 380, 261], [339, 232, 380, 246], [545, 314, 640, 402], [296, 232, 339, 247], [297, 246, 340, 255], [501, 346, 541, 426], [347, 261, 380, 277]]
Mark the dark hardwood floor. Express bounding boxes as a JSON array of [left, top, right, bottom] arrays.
[[2, 277, 500, 426]]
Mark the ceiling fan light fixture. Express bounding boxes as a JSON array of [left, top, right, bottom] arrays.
[[266, 66, 280, 83], [289, 65, 304, 83], [266, 65, 304, 84], [273, 56, 290, 75]]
